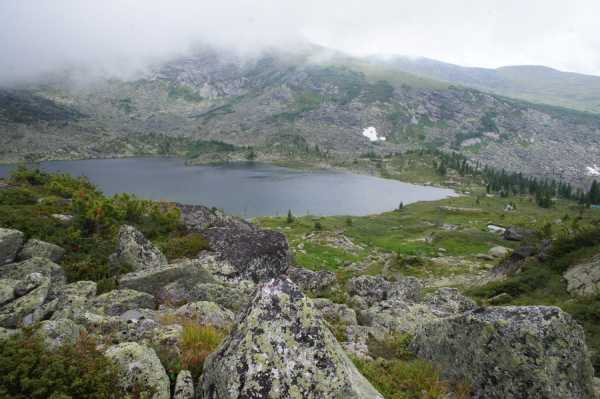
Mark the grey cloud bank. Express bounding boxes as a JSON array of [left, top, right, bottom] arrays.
[[1, 0, 599, 86]]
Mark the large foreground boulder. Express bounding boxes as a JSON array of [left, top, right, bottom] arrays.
[[111, 225, 167, 271], [411, 306, 596, 399], [203, 227, 291, 283], [0, 228, 24, 265], [104, 342, 170, 399], [199, 278, 383, 399]]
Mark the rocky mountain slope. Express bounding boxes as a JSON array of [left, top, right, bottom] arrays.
[[377, 56, 600, 114], [1, 48, 599, 187]]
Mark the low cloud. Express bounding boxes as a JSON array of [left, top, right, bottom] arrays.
[[1, 0, 599, 86]]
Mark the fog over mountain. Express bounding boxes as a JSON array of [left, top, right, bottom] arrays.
[[1, 0, 600, 86]]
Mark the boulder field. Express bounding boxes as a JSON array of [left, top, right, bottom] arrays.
[[0, 209, 597, 398]]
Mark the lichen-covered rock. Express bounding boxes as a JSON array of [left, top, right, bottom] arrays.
[[173, 370, 194, 399], [119, 259, 216, 297], [424, 287, 477, 316], [50, 281, 97, 320], [160, 281, 251, 312], [481, 245, 538, 283], [359, 287, 475, 335], [488, 245, 511, 258], [0, 274, 50, 327], [13, 272, 46, 297], [178, 203, 255, 232], [203, 227, 291, 283], [18, 239, 65, 263], [0, 326, 19, 340], [504, 226, 535, 241], [312, 298, 358, 325], [36, 318, 84, 348], [342, 325, 381, 359], [347, 275, 391, 304], [111, 225, 167, 271], [387, 277, 423, 302], [174, 301, 234, 328], [62, 280, 97, 298], [198, 278, 383, 399], [104, 342, 170, 399], [288, 266, 337, 295], [0, 257, 66, 300], [194, 252, 238, 282], [0, 278, 17, 305], [411, 306, 596, 399], [347, 275, 422, 306], [564, 255, 600, 297], [0, 228, 24, 266], [92, 289, 155, 316]]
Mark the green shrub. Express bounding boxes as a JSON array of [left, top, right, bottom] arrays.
[[0, 329, 120, 399], [45, 173, 98, 198], [9, 166, 50, 186], [0, 187, 38, 205], [180, 323, 226, 381], [158, 233, 210, 260], [367, 333, 413, 361], [353, 357, 466, 399]]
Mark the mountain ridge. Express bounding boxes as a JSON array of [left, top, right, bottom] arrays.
[[1, 48, 599, 188]]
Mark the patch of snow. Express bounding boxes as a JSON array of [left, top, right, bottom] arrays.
[[460, 138, 482, 147], [483, 132, 500, 141], [362, 126, 386, 142], [586, 165, 600, 176]]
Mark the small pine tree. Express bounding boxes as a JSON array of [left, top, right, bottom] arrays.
[[588, 180, 600, 205], [345, 217, 353, 226], [398, 202, 404, 211], [314, 221, 322, 231], [286, 209, 294, 224]]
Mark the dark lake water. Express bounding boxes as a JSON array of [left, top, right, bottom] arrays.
[[0, 158, 456, 217]]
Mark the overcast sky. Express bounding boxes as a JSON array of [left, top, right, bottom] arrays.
[[1, 0, 599, 85]]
